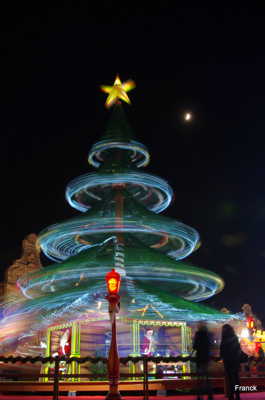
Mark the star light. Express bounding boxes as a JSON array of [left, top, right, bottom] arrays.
[[101, 75, 136, 108]]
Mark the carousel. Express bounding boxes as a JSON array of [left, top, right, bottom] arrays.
[[0, 76, 244, 384]]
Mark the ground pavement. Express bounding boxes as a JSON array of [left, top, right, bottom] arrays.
[[0, 395, 264, 400]]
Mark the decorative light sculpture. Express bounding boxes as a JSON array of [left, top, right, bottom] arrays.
[[0, 75, 241, 345]]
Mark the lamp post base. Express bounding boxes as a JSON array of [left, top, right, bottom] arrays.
[[105, 390, 122, 400]]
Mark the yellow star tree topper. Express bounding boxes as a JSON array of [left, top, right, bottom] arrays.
[[101, 75, 136, 108]]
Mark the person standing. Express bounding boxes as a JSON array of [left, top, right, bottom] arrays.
[[220, 324, 241, 400], [193, 321, 214, 400]]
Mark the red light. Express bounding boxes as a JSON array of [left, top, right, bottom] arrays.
[[247, 317, 254, 329], [105, 269, 121, 295]]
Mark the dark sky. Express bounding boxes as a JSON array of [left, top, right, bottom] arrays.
[[1, 4, 265, 323]]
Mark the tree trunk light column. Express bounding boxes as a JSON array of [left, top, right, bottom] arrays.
[[41, 328, 51, 382], [70, 321, 81, 382], [130, 320, 140, 380], [105, 294, 122, 400], [181, 323, 190, 379]]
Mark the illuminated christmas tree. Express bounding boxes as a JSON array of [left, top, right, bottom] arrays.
[[5, 77, 237, 348]]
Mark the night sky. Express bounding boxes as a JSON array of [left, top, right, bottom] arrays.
[[1, 5, 265, 323]]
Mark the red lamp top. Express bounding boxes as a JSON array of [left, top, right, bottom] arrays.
[[105, 269, 121, 295], [247, 316, 254, 329]]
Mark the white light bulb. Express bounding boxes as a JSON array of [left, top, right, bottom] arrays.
[[240, 328, 249, 338], [184, 112, 192, 121]]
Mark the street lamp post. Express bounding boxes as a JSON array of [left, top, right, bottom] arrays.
[[105, 269, 122, 400]]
